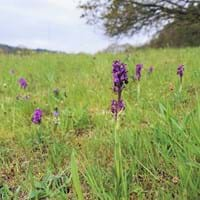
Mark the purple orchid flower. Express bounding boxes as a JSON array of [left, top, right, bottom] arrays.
[[32, 109, 43, 124], [111, 100, 125, 115], [111, 60, 128, 120], [19, 78, 28, 89], [112, 60, 128, 93], [177, 65, 184, 80], [135, 64, 143, 81]]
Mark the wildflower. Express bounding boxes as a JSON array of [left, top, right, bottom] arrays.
[[53, 107, 59, 117], [111, 100, 125, 115], [112, 60, 128, 92], [135, 64, 143, 81], [177, 65, 184, 92], [32, 109, 42, 124], [148, 66, 154, 74], [177, 65, 184, 79], [19, 78, 27, 89], [53, 107, 60, 126], [111, 60, 128, 120]]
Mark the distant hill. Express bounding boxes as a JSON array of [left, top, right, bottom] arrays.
[[0, 43, 63, 54]]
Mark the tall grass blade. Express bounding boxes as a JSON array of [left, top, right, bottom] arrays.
[[71, 150, 84, 200]]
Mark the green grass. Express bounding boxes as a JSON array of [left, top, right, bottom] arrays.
[[0, 48, 199, 199]]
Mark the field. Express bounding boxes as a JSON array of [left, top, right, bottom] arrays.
[[0, 48, 199, 199]]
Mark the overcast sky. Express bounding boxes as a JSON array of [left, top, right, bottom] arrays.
[[0, 0, 151, 53]]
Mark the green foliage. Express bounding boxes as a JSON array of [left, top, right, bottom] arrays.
[[71, 151, 84, 200], [80, 0, 200, 39], [150, 21, 200, 47], [29, 170, 71, 199]]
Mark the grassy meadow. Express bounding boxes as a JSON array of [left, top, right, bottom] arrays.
[[0, 48, 199, 199]]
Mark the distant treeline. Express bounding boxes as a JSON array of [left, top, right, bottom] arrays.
[[0, 44, 63, 54], [150, 20, 200, 48]]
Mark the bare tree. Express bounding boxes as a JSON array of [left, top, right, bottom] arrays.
[[79, 0, 200, 37]]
